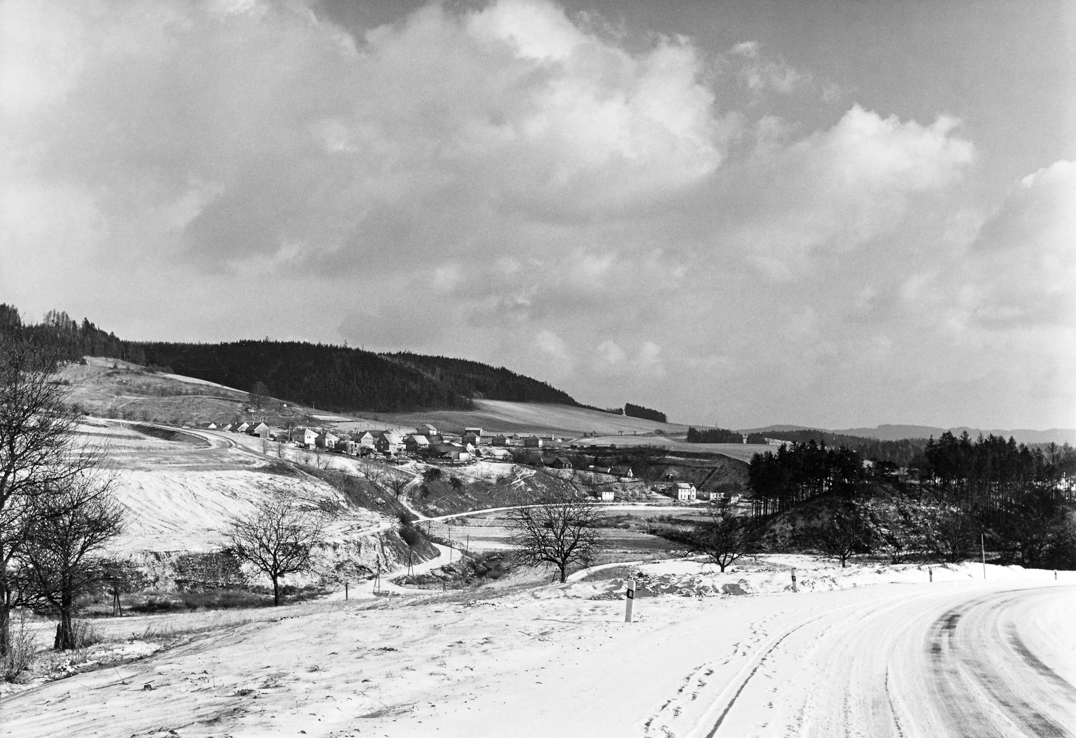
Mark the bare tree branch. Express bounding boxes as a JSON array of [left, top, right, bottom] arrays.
[[227, 498, 324, 606], [506, 493, 603, 583]]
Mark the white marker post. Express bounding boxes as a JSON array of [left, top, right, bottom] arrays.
[[981, 533, 987, 580], [625, 579, 636, 623], [929, 568, 933, 583], [791, 568, 798, 593]]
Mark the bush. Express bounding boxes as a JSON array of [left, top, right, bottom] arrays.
[[2, 619, 38, 683]]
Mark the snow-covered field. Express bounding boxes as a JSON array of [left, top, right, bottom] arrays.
[[4, 558, 1073, 738]]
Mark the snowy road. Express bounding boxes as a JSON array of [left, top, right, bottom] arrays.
[[708, 584, 1076, 738]]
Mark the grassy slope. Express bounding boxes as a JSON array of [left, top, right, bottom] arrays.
[[376, 399, 692, 437]]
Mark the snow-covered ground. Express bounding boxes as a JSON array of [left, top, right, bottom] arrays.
[[4, 558, 1074, 738]]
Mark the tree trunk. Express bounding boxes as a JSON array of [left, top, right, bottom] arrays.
[[0, 600, 10, 657], [558, 564, 567, 583], [272, 575, 281, 606], [54, 596, 75, 651]]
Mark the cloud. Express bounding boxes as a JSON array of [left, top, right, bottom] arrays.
[[959, 160, 1076, 329], [720, 105, 975, 279]]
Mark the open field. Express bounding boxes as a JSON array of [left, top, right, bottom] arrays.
[[375, 399, 692, 437]]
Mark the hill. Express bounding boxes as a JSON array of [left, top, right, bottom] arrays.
[[1, 304, 587, 414]]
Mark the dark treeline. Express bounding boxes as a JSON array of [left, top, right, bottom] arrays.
[[624, 402, 666, 423], [747, 434, 1076, 567], [0, 305, 584, 413], [383, 353, 579, 405], [751, 428, 927, 467], [0, 305, 146, 365], [687, 426, 774, 444], [140, 341, 475, 413]]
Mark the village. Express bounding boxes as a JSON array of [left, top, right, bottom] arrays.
[[205, 419, 712, 504]]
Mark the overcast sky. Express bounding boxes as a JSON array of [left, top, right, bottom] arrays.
[[2, 0, 1074, 430]]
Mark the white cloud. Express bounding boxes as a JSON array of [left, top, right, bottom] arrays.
[[960, 160, 1076, 329], [724, 105, 975, 278]]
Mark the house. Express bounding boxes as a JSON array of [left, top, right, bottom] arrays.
[[343, 439, 361, 456], [354, 431, 376, 449], [206, 422, 218, 430], [404, 434, 430, 453], [462, 432, 480, 447], [464, 427, 483, 438], [426, 434, 444, 446], [376, 431, 403, 455], [435, 443, 470, 463], [219, 423, 233, 432], [599, 489, 615, 502], [551, 457, 573, 470], [315, 431, 339, 449], [610, 465, 634, 479], [480, 446, 512, 461], [416, 423, 438, 437], [235, 422, 250, 434], [491, 435, 508, 447], [523, 436, 543, 449], [252, 422, 271, 438], [672, 482, 697, 502], [293, 427, 317, 448]]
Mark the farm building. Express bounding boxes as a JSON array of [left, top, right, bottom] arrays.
[[376, 431, 403, 455], [523, 436, 543, 449], [405, 435, 430, 453], [672, 482, 697, 502], [599, 489, 615, 502], [292, 428, 317, 448], [491, 435, 508, 446], [315, 431, 339, 449], [464, 427, 483, 438], [416, 423, 438, 437]]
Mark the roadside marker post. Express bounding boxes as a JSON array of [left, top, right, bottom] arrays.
[[345, 581, 349, 601], [929, 568, 933, 583], [791, 568, 798, 593], [625, 579, 636, 623], [981, 533, 987, 580]]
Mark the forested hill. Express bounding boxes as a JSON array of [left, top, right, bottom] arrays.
[[383, 353, 578, 405], [0, 305, 584, 413]]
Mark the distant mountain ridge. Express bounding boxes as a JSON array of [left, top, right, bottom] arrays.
[[743, 423, 1076, 445]]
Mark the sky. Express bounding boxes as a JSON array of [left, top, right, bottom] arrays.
[[1, 0, 1074, 431]]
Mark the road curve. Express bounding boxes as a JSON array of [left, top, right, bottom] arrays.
[[708, 584, 1076, 738]]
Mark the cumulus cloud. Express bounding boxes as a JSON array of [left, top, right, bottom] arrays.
[[720, 105, 975, 279], [4, 0, 1063, 428], [959, 160, 1076, 329]]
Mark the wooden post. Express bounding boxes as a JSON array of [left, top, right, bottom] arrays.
[[791, 568, 798, 593], [929, 568, 933, 583], [625, 579, 636, 623], [344, 581, 349, 601]]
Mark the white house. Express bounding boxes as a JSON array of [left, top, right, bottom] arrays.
[[293, 427, 317, 448], [673, 482, 697, 502]]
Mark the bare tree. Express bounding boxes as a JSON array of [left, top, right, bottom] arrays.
[[19, 471, 125, 650], [386, 472, 412, 500], [507, 493, 602, 583], [227, 498, 324, 606], [0, 339, 100, 655], [689, 500, 759, 572]]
